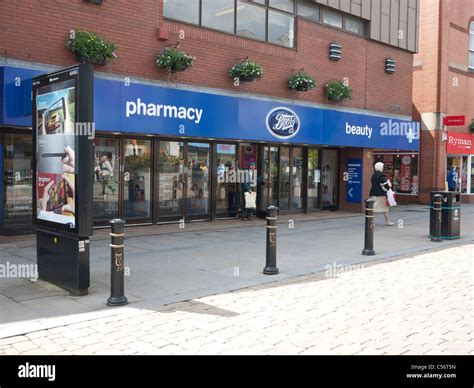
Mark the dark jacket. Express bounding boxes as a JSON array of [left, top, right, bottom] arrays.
[[370, 171, 390, 196]]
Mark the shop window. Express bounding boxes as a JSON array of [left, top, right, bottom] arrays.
[[374, 153, 419, 195], [470, 156, 474, 193], [3, 133, 33, 225]]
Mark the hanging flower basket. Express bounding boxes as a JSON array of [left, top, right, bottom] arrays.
[[67, 30, 117, 65], [469, 120, 474, 131], [156, 47, 194, 74], [324, 80, 352, 102], [288, 70, 317, 92], [229, 59, 263, 82]]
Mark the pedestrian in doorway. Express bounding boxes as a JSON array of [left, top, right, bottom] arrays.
[[369, 162, 394, 226], [447, 166, 457, 192], [99, 155, 115, 196]]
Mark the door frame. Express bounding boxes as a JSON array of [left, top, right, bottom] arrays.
[[212, 141, 239, 220], [305, 146, 322, 214], [320, 147, 339, 211], [93, 134, 154, 226], [155, 138, 212, 223]]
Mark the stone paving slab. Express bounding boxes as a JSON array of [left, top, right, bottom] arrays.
[[0, 243, 471, 355]]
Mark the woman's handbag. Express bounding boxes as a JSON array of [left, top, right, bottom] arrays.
[[386, 189, 397, 207], [244, 191, 257, 209]]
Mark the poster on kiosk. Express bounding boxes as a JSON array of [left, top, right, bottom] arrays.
[[32, 64, 94, 295]]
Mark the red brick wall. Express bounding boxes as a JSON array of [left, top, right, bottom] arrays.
[[0, 0, 414, 117], [413, 0, 474, 204]]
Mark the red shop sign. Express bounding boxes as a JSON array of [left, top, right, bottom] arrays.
[[446, 132, 473, 154], [443, 116, 465, 126]]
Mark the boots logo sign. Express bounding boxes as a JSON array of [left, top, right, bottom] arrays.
[[266, 107, 300, 139]]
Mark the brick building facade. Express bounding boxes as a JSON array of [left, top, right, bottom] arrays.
[[413, 0, 474, 203], [0, 0, 420, 233]]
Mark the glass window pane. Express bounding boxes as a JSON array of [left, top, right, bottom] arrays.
[[470, 21, 474, 32], [3, 134, 33, 224], [215, 144, 238, 217], [163, 0, 199, 24], [322, 8, 342, 29], [345, 15, 364, 35], [297, 0, 319, 22], [279, 146, 290, 210], [123, 139, 152, 219], [186, 143, 210, 216], [469, 51, 474, 68], [269, 0, 294, 13], [470, 156, 474, 194], [268, 10, 295, 47], [307, 148, 319, 210], [202, 0, 235, 33], [237, 1, 266, 41], [292, 147, 303, 209], [469, 37, 474, 52], [93, 138, 120, 221]]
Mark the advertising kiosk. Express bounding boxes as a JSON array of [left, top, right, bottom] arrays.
[[32, 64, 94, 295]]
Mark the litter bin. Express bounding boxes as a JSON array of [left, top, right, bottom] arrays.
[[429, 191, 461, 239]]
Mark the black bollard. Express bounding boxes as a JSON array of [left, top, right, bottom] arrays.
[[263, 206, 279, 275], [107, 219, 128, 306], [431, 194, 443, 242], [362, 199, 376, 256]]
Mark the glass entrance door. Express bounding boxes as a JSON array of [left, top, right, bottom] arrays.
[[186, 142, 211, 219], [292, 147, 304, 210], [93, 138, 120, 222], [259, 145, 278, 213], [321, 149, 338, 210], [3, 133, 33, 227], [123, 139, 152, 222], [157, 140, 211, 222], [215, 143, 238, 218], [158, 141, 184, 221], [307, 148, 320, 212]]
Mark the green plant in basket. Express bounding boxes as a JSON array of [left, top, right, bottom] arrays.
[[156, 47, 194, 73], [67, 30, 117, 65], [324, 80, 352, 101], [288, 70, 317, 91], [229, 59, 263, 81]]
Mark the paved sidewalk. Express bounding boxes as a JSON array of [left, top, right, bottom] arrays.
[[0, 243, 472, 355], [0, 204, 473, 334]]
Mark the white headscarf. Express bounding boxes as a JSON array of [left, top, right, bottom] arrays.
[[374, 162, 384, 172]]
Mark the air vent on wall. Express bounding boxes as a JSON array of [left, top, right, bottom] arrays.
[[385, 58, 396, 73], [329, 43, 342, 61]]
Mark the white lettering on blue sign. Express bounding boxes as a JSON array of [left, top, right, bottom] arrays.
[[379, 119, 420, 139], [345, 122, 373, 139], [125, 98, 203, 124]]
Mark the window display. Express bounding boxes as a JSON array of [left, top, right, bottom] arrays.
[[374, 153, 419, 195]]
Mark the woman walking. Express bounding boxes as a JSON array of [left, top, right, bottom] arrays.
[[369, 162, 394, 226]]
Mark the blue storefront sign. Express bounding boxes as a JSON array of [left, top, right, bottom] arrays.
[[1, 65, 420, 151], [346, 159, 362, 203]]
